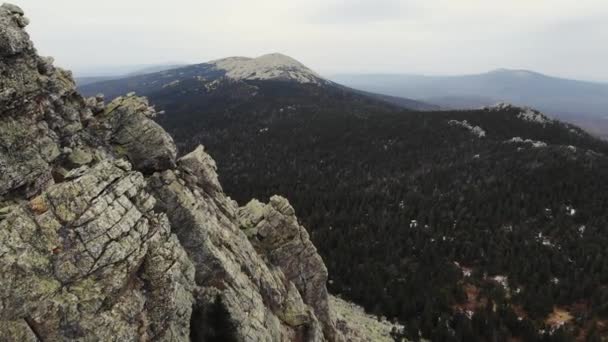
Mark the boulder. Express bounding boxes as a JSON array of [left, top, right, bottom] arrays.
[[1, 3, 24, 15], [68, 147, 93, 166], [177, 145, 222, 195], [0, 3, 30, 55], [103, 95, 177, 173]]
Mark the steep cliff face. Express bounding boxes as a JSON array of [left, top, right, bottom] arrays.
[[0, 4, 388, 341]]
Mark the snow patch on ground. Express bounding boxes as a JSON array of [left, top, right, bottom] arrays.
[[565, 205, 576, 216], [448, 120, 486, 138], [578, 225, 586, 237], [537, 232, 555, 248], [209, 53, 323, 84]]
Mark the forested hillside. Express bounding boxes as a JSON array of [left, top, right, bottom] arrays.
[[159, 93, 608, 340], [83, 71, 608, 341]]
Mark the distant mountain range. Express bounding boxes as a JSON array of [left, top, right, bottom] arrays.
[[77, 55, 437, 111], [80, 66, 608, 138], [74, 64, 186, 86], [332, 70, 608, 138]]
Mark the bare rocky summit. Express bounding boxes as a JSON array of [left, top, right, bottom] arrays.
[[208, 53, 324, 84], [0, 3, 386, 341]]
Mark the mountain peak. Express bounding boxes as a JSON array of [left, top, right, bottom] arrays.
[[208, 53, 324, 84]]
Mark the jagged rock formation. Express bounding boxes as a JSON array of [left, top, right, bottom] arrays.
[[238, 196, 335, 339], [147, 149, 328, 341], [0, 3, 379, 341]]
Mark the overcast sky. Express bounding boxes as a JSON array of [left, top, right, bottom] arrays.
[[16, 0, 608, 81]]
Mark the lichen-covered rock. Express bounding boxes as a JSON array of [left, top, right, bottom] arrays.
[[87, 93, 106, 114], [0, 4, 87, 199], [177, 145, 222, 195], [0, 118, 59, 197], [0, 320, 38, 342], [239, 196, 337, 340], [1, 3, 23, 15], [100, 94, 177, 173], [148, 147, 325, 341], [141, 216, 196, 341], [0, 3, 29, 55], [0, 5, 192, 339], [0, 159, 194, 340], [68, 146, 93, 166]]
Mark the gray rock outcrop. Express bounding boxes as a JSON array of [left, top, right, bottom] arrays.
[[0, 160, 195, 340], [101, 94, 178, 173], [0, 3, 376, 341], [148, 149, 326, 341], [238, 196, 337, 340]]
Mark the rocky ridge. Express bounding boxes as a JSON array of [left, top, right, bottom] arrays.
[[0, 4, 385, 341]]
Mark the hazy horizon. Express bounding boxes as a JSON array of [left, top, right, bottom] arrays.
[[74, 63, 608, 85], [16, 0, 608, 82]]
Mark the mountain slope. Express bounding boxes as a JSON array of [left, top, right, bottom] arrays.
[[332, 70, 608, 136], [350, 88, 440, 111], [76, 38, 608, 341], [78, 54, 434, 112], [166, 99, 608, 340], [79, 48, 608, 339]]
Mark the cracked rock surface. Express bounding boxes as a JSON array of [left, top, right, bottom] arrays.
[[238, 196, 337, 340], [148, 148, 326, 341], [0, 159, 195, 340], [0, 3, 378, 341]]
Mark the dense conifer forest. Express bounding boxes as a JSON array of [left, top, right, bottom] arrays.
[[84, 76, 608, 341]]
